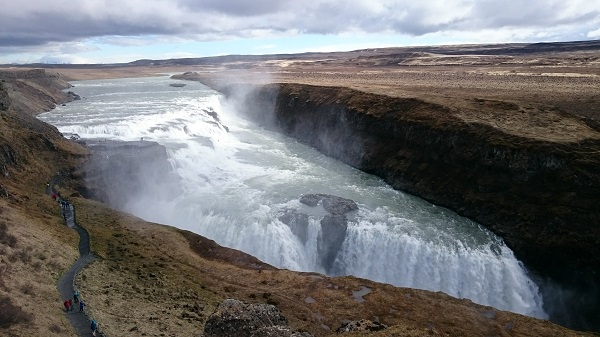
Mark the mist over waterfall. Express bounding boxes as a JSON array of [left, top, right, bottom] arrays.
[[38, 76, 547, 319]]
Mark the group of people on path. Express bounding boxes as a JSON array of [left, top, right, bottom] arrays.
[[51, 191, 72, 221], [58, 233, 100, 336], [63, 286, 99, 336], [63, 290, 86, 312], [51, 188, 100, 336]]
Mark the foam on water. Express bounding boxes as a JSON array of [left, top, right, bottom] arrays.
[[39, 76, 547, 319]]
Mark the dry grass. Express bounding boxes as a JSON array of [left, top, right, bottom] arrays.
[[0, 200, 79, 336], [0, 71, 88, 336], [72, 198, 221, 336], [186, 63, 600, 144], [0, 296, 33, 328]]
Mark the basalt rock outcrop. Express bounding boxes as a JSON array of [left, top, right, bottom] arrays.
[[278, 209, 309, 244], [279, 194, 358, 272], [204, 299, 313, 337], [214, 82, 600, 330], [300, 194, 358, 215], [336, 319, 388, 333], [73, 139, 182, 210]]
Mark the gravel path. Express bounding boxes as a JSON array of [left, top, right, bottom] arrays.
[[48, 176, 103, 336]]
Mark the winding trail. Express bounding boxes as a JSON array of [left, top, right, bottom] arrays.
[[47, 175, 101, 336]]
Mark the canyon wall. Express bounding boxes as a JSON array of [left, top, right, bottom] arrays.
[[220, 83, 600, 329], [0, 68, 75, 115], [73, 139, 182, 209], [0, 69, 81, 181]]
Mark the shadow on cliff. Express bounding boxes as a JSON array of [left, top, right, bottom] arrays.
[[218, 83, 365, 168]]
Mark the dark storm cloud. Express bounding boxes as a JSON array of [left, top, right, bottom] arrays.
[[1, 0, 599, 51], [1, 14, 174, 46], [1, 0, 202, 48], [179, 0, 292, 16]]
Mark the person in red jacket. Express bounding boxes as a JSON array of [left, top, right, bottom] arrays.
[[63, 299, 70, 312]]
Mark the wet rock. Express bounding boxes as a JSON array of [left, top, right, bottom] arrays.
[[318, 214, 348, 272], [321, 195, 358, 215], [299, 194, 357, 215], [67, 91, 81, 100], [76, 139, 182, 209], [299, 194, 320, 207], [296, 194, 355, 271], [336, 319, 387, 333], [278, 210, 309, 244], [203, 108, 229, 132], [204, 299, 313, 337]]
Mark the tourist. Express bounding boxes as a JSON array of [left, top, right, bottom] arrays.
[[79, 301, 86, 312], [90, 320, 98, 336]]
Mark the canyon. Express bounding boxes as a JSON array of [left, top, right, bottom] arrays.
[[1, 40, 599, 335]]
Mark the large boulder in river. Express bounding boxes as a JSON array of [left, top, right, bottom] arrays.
[[204, 299, 313, 337], [278, 210, 309, 244], [299, 194, 358, 215], [295, 194, 357, 271], [321, 195, 358, 215], [319, 214, 348, 272]]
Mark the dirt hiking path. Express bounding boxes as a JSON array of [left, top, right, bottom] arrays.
[[47, 175, 103, 336]]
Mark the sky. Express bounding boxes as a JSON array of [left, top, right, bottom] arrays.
[[1, 0, 599, 64]]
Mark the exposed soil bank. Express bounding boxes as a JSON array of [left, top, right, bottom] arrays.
[[213, 82, 600, 331]]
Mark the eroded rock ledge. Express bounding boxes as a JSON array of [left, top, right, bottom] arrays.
[[73, 139, 181, 209], [205, 81, 599, 328]]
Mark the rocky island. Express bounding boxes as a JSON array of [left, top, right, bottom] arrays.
[[1, 40, 599, 336]]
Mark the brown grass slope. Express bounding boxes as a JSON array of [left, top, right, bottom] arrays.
[[0, 68, 597, 337], [0, 69, 87, 336]]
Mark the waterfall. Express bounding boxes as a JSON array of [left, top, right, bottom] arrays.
[[38, 75, 548, 319]]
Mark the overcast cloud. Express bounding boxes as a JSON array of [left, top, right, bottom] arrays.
[[1, 0, 599, 63]]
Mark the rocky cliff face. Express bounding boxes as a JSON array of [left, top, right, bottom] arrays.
[[0, 69, 82, 183], [73, 139, 181, 210], [220, 82, 600, 329], [0, 82, 11, 112], [0, 68, 74, 115]]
